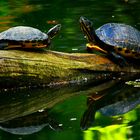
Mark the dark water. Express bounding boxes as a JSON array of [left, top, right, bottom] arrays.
[[0, 0, 140, 140]]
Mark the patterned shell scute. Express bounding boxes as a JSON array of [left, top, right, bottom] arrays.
[[95, 23, 140, 52], [0, 26, 48, 41]]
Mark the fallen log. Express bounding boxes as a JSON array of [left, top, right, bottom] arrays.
[[0, 50, 139, 90]]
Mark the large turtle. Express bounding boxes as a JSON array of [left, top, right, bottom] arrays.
[[79, 16, 140, 65], [0, 24, 61, 49]]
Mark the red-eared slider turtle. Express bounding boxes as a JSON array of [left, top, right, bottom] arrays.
[[0, 24, 61, 49], [79, 16, 140, 66]]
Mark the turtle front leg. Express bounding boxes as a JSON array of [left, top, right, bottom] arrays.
[[108, 52, 128, 67]]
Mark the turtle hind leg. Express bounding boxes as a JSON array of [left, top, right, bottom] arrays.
[[108, 52, 129, 67]]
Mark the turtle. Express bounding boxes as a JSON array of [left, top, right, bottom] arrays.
[[79, 16, 140, 66], [0, 24, 61, 49]]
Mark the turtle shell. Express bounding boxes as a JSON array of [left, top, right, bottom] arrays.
[[95, 23, 140, 52], [0, 26, 48, 41]]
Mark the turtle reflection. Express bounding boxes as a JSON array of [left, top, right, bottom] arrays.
[[0, 110, 61, 135], [80, 83, 140, 130]]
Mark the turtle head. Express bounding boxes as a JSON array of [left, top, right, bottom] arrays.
[[79, 17, 107, 54], [79, 16, 95, 42], [47, 24, 61, 39]]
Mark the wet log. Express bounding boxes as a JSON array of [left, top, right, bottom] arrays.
[[0, 50, 139, 90]]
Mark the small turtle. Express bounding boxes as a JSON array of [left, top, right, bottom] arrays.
[[0, 24, 61, 49], [79, 16, 140, 65]]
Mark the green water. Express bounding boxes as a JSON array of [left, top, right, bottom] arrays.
[[0, 0, 140, 140]]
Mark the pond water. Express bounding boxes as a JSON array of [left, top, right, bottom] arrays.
[[0, 0, 140, 140]]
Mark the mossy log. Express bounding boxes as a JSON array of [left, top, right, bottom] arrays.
[[0, 50, 139, 90]]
